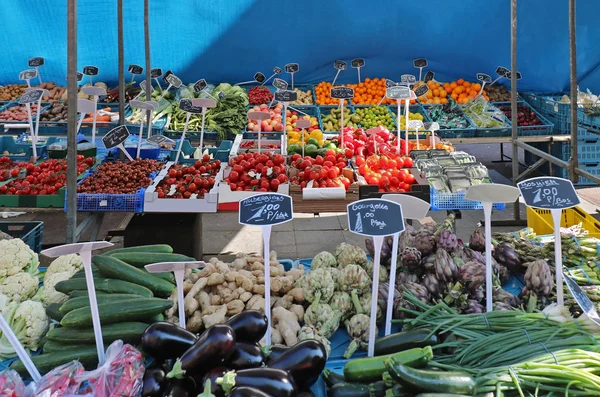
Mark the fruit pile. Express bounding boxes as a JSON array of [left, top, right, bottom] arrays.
[[285, 110, 319, 135], [77, 159, 163, 194], [154, 156, 220, 199], [247, 86, 273, 105], [447, 79, 488, 104], [246, 104, 284, 133], [397, 109, 426, 131], [497, 103, 544, 126], [315, 82, 348, 105], [486, 85, 513, 102], [347, 78, 388, 105], [321, 107, 360, 132], [340, 126, 406, 158], [289, 88, 313, 105], [356, 153, 417, 192], [0, 156, 94, 196], [416, 81, 450, 105], [289, 151, 353, 190], [239, 140, 280, 150], [355, 106, 395, 130], [225, 152, 288, 192]]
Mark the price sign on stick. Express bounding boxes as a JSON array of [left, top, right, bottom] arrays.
[[424, 71, 435, 83], [351, 58, 365, 83], [193, 98, 217, 157], [151, 68, 163, 91], [262, 66, 283, 86], [273, 78, 288, 91], [130, 100, 158, 158], [401, 74, 416, 86], [76, 72, 84, 82], [296, 119, 311, 158], [162, 70, 173, 84], [506, 71, 522, 80], [490, 66, 510, 86], [466, 184, 520, 312], [424, 121, 440, 147], [385, 79, 397, 88], [174, 99, 203, 164], [330, 87, 354, 148], [518, 177, 580, 306], [563, 275, 600, 326], [239, 193, 293, 346], [19, 69, 37, 87], [159, 73, 182, 101], [275, 90, 298, 147], [381, 194, 430, 335], [477, 73, 492, 96], [414, 84, 429, 98], [386, 86, 411, 155], [19, 89, 43, 104], [128, 64, 143, 82], [139, 80, 154, 94], [408, 120, 424, 149], [332, 60, 347, 85], [247, 111, 271, 154], [42, 241, 114, 364], [254, 72, 266, 84], [0, 313, 41, 381], [347, 199, 404, 356], [103, 125, 133, 161], [147, 134, 168, 145], [28, 57, 44, 84], [285, 63, 299, 89], [413, 58, 428, 82], [194, 79, 207, 93], [146, 261, 206, 329], [83, 65, 99, 84], [82, 86, 107, 143], [20, 88, 46, 160]]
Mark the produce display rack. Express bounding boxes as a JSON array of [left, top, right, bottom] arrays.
[[495, 101, 554, 136], [527, 205, 600, 239]]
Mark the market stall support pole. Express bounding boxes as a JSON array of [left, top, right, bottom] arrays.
[[569, 0, 579, 182], [118, 0, 125, 123], [144, 0, 152, 138], [66, 0, 78, 243], [510, 0, 520, 221]]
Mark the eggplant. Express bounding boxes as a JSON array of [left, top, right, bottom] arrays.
[[199, 367, 228, 397], [141, 322, 198, 361], [169, 324, 236, 378], [142, 366, 167, 397], [218, 368, 297, 397], [164, 377, 196, 397], [228, 342, 265, 369], [226, 310, 268, 343], [229, 387, 273, 397], [298, 391, 315, 397], [264, 345, 289, 363], [267, 340, 327, 389]]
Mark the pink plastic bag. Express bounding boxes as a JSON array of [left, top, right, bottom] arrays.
[[74, 341, 145, 397], [0, 369, 26, 397], [27, 361, 84, 397]]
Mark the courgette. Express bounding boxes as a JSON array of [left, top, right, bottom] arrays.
[[414, 394, 473, 397], [375, 330, 438, 356], [110, 252, 196, 267], [344, 346, 433, 383], [92, 255, 174, 297], [11, 347, 99, 376], [386, 360, 475, 395], [46, 303, 64, 321], [61, 298, 172, 328], [327, 381, 387, 397], [43, 341, 92, 353], [69, 290, 110, 298], [71, 265, 100, 278], [107, 244, 173, 254], [55, 277, 153, 298], [323, 368, 346, 387], [59, 294, 143, 313], [46, 321, 149, 344]]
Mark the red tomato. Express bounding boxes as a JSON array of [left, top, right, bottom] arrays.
[[260, 181, 270, 190], [277, 174, 288, 183], [270, 179, 281, 190], [403, 157, 414, 168], [405, 173, 416, 184]]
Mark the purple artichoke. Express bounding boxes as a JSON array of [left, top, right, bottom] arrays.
[[469, 227, 486, 252], [493, 302, 514, 311], [437, 229, 459, 253], [365, 236, 394, 266], [422, 272, 442, 299], [464, 299, 484, 314], [493, 288, 521, 307], [434, 248, 458, 284], [413, 231, 437, 257], [378, 282, 400, 312], [493, 242, 523, 274], [395, 271, 419, 288], [400, 247, 422, 272], [469, 286, 484, 302], [421, 254, 436, 272], [459, 261, 486, 292], [498, 265, 511, 285]]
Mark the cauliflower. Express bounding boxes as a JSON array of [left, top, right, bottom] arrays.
[[0, 299, 49, 359], [44, 254, 83, 283], [38, 271, 73, 306], [0, 239, 39, 279], [0, 272, 39, 303]]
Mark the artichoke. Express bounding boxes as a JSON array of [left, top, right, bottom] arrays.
[[459, 261, 486, 292], [469, 227, 486, 252], [304, 268, 335, 311], [395, 271, 419, 289], [359, 292, 383, 321], [400, 247, 422, 272], [394, 282, 431, 319], [364, 260, 389, 284], [493, 242, 523, 274], [327, 267, 340, 285], [522, 259, 553, 312], [464, 299, 484, 314], [298, 325, 332, 356], [337, 264, 371, 295], [443, 282, 469, 310], [462, 247, 486, 265], [413, 231, 437, 257], [335, 243, 368, 268], [493, 302, 514, 311], [399, 224, 417, 252], [434, 248, 458, 284], [304, 303, 340, 338], [498, 265, 511, 285], [421, 254, 436, 272], [378, 282, 400, 312], [365, 236, 394, 266], [437, 229, 459, 252], [344, 313, 373, 359], [312, 251, 337, 270], [421, 272, 442, 299], [330, 291, 355, 321], [403, 282, 430, 304], [469, 286, 484, 302], [493, 287, 521, 307]]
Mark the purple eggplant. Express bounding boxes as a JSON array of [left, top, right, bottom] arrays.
[[229, 387, 273, 397], [228, 342, 265, 369], [168, 324, 236, 379], [164, 377, 196, 397], [142, 365, 167, 397], [265, 345, 290, 363], [141, 322, 198, 361], [226, 310, 268, 344], [267, 340, 327, 389], [199, 368, 227, 397], [217, 368, 297, 397]]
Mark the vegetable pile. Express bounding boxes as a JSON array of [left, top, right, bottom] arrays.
[[154, 156, 220, 199], [356, 153, 417, 192], [0, 84, 28, 102], [321, 106, 361, 132], [289, 151, 354, 191], [0, 104, 42, 122], [248, 86, 273, 105], [462, 96, 509, 129], [289, 87, 313, 105], [40, 102, 69, 122], [486, 84, 513, 102], [77, 159, 163, 194], [426, 101, 473, 129], [225, 152, 288, 192]]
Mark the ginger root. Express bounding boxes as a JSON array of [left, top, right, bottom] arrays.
[[202, 305, 227, 329], [272, 307, 301, 346]]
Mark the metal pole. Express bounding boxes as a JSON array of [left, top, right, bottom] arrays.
[[569, 0, 579, 182], [66, 0, 78, 243], [118, 0, 125, 124], [144, 0, 152, 135], [510, 0, 520, 220]]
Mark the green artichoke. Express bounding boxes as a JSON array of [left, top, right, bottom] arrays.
[[312, 251, 337, 269], [344, 313, 373, 359], [335, 243, 368, 268], [304, 302, 340, 338], [364, 260, 389, 284], [298, 325, 332, 356], [338, 264, 371, 295], [359, 292, 383, 321], [330, 291, 355, 321], [304, 268, 335, 311]]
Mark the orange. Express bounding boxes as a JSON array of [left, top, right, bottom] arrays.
[[457, 78, 464, 85]]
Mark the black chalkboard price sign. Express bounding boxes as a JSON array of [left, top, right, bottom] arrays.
[[496, 66, 509, 77], [19, 69, 37, 81], [273, 66, 283, 74], [162, 70, 173, 84], [151, 68, 163, 79], [239, 194, 293, 226], [193, 79, 207, 92], [147, 134, 168, 145], [351, 58, 365, 68], [128, 64, 143, 74], [166, 74, 182, 88], [385, 79, 397, 88], [424, 71, 435, 83], [517, 177, 580, 210], [414, 84, 429, 98], [254, 72, 266, 83], [401, 74, 416, 84], [386, 86, 410, 100], [334, 60, 347, 70], [506, 71, 523, 80], [274, 90, 298, 103], [179, 99, 203, 113], [413, 58, 428, 68], [272, 78, 288, 91], [347, 199, 404, 236], [19, 89, 44, 104], [102, 125, 130, 149], [477, 73, 492, 84], [76, 72, 84, 82], [28, 57, 44, 67], [330, 86, 354, 99], [83, 66, 99, 76], [285, 63, 299, 73], [218, 91, 225, 99]]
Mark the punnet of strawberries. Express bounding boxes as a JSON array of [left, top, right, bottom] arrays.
[[226, 152, 288, 192]]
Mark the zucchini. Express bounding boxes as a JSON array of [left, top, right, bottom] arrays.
[[414, 394, 473, 397], [107, 244, 173, 254], [323, 368, 346, 387], [46, 322, 149, 344], [71, 265, 100, 278], [61, 298, 172, 328], [344, 346, 433, 383], [327, 381, 387, 397], [11, 347, 99, 376], [92, 255, 174, 298], [110, 252, 196, 267], [69, 290, 110, 298], [43, 341, 92, 353], [59, 294, 142, 313], [56, 277, 153, 298], [375, 330, 438, 356], [386, 360, 475, 395], [46, 303, 65, 321]]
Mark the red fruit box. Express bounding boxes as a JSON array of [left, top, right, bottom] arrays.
[[288, 166, 358, 201], [144, 161, 223, 213], [230, 134, 286, 157]]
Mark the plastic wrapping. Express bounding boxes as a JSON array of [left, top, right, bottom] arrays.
[[0, 369, 26, 397], [27, 361, 85, 397], [74, 340, 145, 397]]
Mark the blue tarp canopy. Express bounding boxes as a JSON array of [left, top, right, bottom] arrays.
[[1, 0, 599, 92]]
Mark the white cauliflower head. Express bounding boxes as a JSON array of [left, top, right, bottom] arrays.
[[44, 254, 83, 283], [0, 272, 39, 303], [0, 299, 48, 359], [0, 239, 39, 279], [39, 271, 73, 306]]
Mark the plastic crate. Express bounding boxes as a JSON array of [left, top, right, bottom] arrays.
[[430, 187, 506, 211], [169, 139, 232, 163], [543, 111, 571, 135], [527, 206, 600, 239], [495, 101, 554, 136], [463, 107, 512, 137], [0, 221, 43, 253], [577, 124, 600, 141], [124, 146, 161, 159], [0, 101, 51, 123], [125, 115, 167, 137], [521, 92, 565, 112], [0, 136, 51, 161], [422, 104, 477, 139], [578, 108, 600, 130]]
